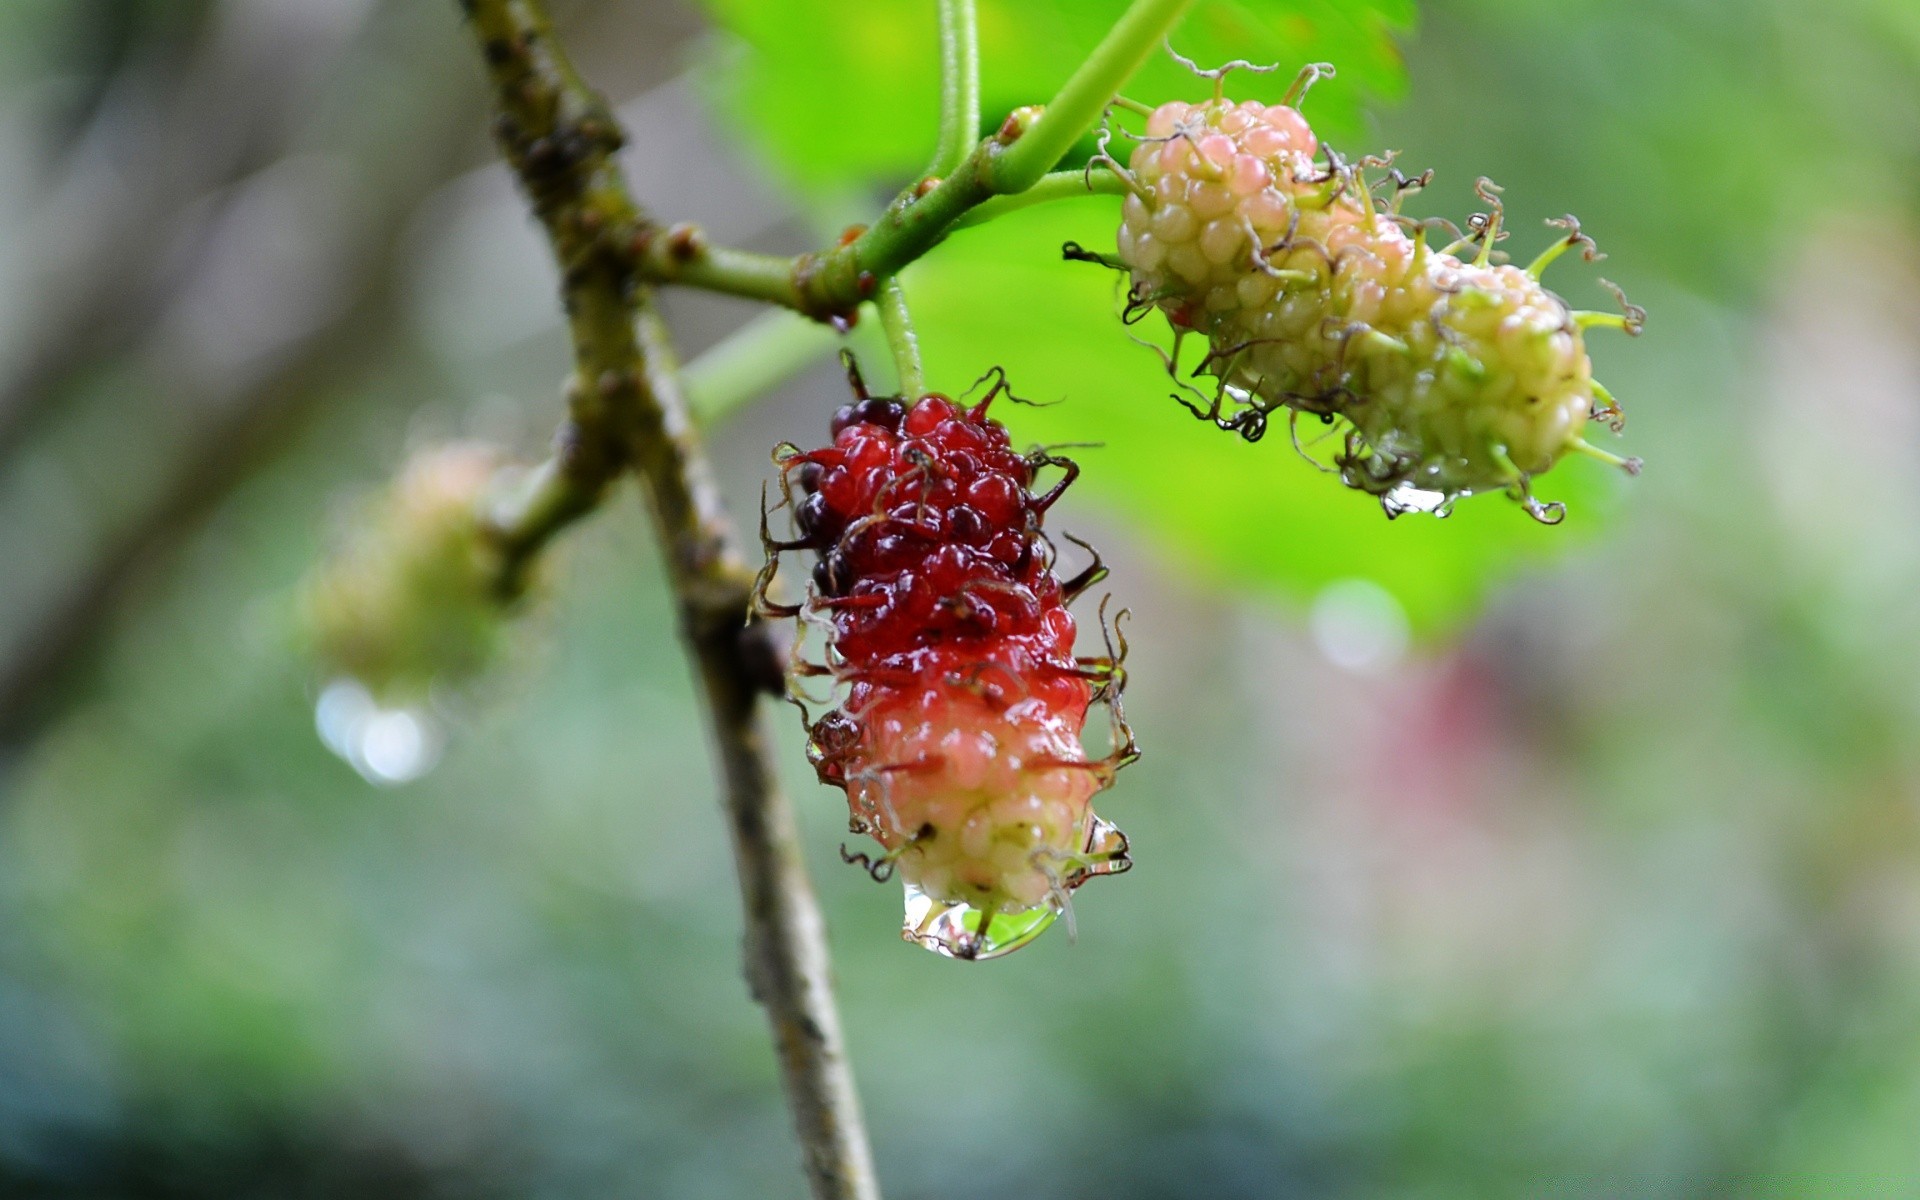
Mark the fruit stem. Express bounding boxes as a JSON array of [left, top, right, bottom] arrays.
[[926, 0, 981, 180], [1489, 444, 1527, 492], [612, 0, 1191, 323], [482, 444, 611, 600], [1526, 238, 1573, 278], [875, 277, 926, 399], [1283, 62, 1336, 108], [1590, 379, 1624, 425], [950, 168, 1133, 230], [1359, 328, 1410, 357], [988, 0, 1198, 194], [684, 309, 874, 422]]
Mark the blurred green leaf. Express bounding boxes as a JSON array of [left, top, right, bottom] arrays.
[[1757, 1020, 1920, 1196], [1376, 0, 1920, 299], [692, 0, 1413, 191], [907, 200, 1621, 634]]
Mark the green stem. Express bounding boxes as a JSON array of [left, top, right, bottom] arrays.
[[875, 277, 925, 399], [484, 447, 606, 600], [810, 0, 1191, 306], [683, 310, 848, 421], [636, 231, 807, 310], [987, 0, 1196, 193], [927, 0, 980, 180], [624, 0, 1194, 322], [950, 168, 1132, 231]]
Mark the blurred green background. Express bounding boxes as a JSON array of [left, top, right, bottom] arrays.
[[2, 0, 1920, 1195]]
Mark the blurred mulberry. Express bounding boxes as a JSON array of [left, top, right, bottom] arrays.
[[302, 442, 512, 703]]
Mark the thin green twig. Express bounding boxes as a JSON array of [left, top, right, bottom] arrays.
[[988, 0, 1194, 192], [927, 0, 980, 180], [875, 278, 925, 399], [634, 229, 807, 310], [950, 167, 1133, 231], [683, 310, 850, 422], [622, 0, 1194, 321]]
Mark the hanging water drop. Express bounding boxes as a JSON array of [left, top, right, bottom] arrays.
[[901, 882, 1062, 961], [314, 678, 443, 786], [898, 809, 1131, 960], [1382, 480, 1449, 516]]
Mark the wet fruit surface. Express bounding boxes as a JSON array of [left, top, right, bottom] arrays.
[[762, 370, 1133, 958], [1110, 87, 1641, 518]]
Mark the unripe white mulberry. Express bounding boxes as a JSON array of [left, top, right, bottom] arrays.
[[1106, 79, 1641, 518]]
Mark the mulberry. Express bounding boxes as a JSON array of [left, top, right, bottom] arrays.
[[303, 442, 510, 702], [758, 359, 1133, 960], [1093, 62, 1642, 519]]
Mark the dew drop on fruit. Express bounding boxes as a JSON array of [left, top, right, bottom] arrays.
[[1076, 813, 1132, 883], [901, 882, 1062, 960], [1381, 481, 1449, 516], [899, 809, 1131, 961], [314, 677, 443, 786]]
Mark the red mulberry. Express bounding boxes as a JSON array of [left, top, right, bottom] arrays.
[[759, 361, 1133, 960], [1099, 64, 1642, 519]]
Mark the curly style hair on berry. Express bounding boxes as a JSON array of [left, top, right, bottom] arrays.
[[756, 356, 1134, 960], [1081, 58, 1643, 522]]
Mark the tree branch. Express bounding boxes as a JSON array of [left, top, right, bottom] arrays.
[[459, 4, 880, 1197]]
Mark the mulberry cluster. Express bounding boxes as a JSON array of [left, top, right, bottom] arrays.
[[1102, 65, 1642, 519], [760, 361, 1132, 960]]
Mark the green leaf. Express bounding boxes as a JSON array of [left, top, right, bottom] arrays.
[[905, 200, 1621, 635], [692, 0, 1413, 192]]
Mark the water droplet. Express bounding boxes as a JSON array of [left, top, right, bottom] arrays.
[[1070, 813, 1132, 886], [899, 810, 1131, 960], [1381, 481, 1449, 515], [314, 678, 443, 786], [902, 883, 1061, 961]]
